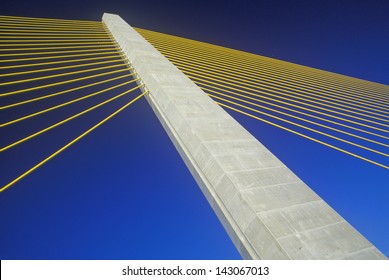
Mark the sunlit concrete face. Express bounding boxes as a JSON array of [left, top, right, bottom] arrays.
[[103, 13, 386, 260]]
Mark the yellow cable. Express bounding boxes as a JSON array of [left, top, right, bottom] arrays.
[[144, 35, 389, 102], [211, 94, 389, 157], [166, 54, 389, 119], [0, 25, 104, 33], [140, 29, 386, 113], [0, 34, 109, 38], [0, 39, 111, 42], [0, 45, 116, 52], [138, 28, 389, 94], [188, 75, 389, 134], [0, 42, 114, 47], [0, 63, 126, 87], [0, 68, 129, 97], [0, 21, 103, 30], [1, 78, 139, 126], [0, 39, 110, 45], [182, 68, 389, 128], [0, 28, 107, 34], [0, 15, 100, 24], [198, 82, 389, 141], [0, 48, 116, 58], [223, 43, 389, 93], [144, 35, 389, 105], [0, 18, 101, 29], [152, 43, 389, 114], [202, 38, 389, 95], [0, 58, 125, 77], [0, 72, 134, 109], [140, 30, 389, 98], [0, 53, 120, 69], [0, 18, 102, 27], [217, 102, 389, 170], [0, 84, 144, 152], [204, 88, 389, 149], [0, 90, 148, 192]]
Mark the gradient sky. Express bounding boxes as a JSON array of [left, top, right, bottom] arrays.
[[1, 0, 388, 259]]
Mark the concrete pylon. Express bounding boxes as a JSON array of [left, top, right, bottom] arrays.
[[103, 13, 386, 260]]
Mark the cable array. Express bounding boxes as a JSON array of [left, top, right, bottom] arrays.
[[0, 15, 147, 192], [1, 14, 387, 192], [135, 27, 389, 169]]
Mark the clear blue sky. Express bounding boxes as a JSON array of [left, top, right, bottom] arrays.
[[0, 0, 388, 259]]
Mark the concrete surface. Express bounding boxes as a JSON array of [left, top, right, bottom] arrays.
[[103, 13, 387, 260]]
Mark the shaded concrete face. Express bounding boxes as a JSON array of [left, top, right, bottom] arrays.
[[103, 13, 386, 260]]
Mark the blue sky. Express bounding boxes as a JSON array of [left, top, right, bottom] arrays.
[[1, 0, 388, 259]]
